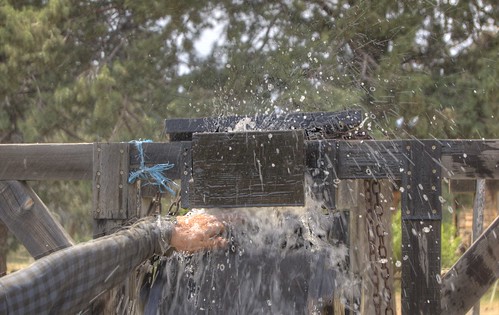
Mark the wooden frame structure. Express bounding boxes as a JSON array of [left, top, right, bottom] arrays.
[[0, 109, 498, 314]]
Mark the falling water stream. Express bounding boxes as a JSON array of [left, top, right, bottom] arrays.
[[141, 197, 357, 314]]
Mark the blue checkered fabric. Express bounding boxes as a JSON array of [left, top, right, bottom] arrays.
[[0, 217, 173, 314]]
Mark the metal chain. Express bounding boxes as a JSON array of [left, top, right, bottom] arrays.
[[364, 179, 393, 315]]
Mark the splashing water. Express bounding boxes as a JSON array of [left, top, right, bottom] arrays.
[[142, 197, 356, 314]]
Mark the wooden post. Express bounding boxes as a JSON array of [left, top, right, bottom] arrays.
[[0, 181, 74, 259], [401, 141, 442, 314], [91, 142, 144, 314], [472, 178, 486, 315]]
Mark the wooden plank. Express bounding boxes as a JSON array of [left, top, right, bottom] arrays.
[[0, 143, 93, 180], [0, 139, 496, 183], [336, 140, 404, 180], [441, 140, 499, 179], [331, 139, 499, 180], [402, 220, 441, 313], [440, 216, 499, 314], [190, 130, 305, 207], [165, 110, 363, 140], [0, 181, 74, 259], [305, 140, 337, 210], [93, 143, 129, 219], [401, 141, 442, 314], [472, 178, 486, 315]]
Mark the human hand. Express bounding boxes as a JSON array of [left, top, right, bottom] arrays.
[[170, 213, 228, 253]]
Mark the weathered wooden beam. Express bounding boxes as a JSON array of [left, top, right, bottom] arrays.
[[441, 140, 499, 179], [164, 110, 363, 140], [190, 130, 305, 207], [440, 216, 499, 314], [305, 140, 337, 210], [0, 139, 497, 184], [0, 181, 74, 259], [0, 143, 93, 180], [401, 141, 442, 314], [333, 139, 499, 180], [471, 178, 486, 315]]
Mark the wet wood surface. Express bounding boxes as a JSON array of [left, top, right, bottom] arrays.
[[440, 216, 499, 314], [0, 140, 497, 181], [0, 181, 74, 259], [190, 130, 305, 207]]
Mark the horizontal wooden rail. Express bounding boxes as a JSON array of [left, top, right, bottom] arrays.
[[0, 143, 93, 180], [333, 139, 499, 180], [0, 139, 498, 181]]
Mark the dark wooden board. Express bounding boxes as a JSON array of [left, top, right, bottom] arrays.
[[0, 181, 74, 259], [0, 139, 497, 182], [190, 130, 305, 207], [401, 140, 442, 220], [440, 216, 499, 314], [165, 110, 362, 140], [336, 140, 405, 180], [401, 220, 441, 314], [0, 143, 93, 180], [441, 140, 499, 179], [333, 139, 499, 180], [305, 140, 337, 210]]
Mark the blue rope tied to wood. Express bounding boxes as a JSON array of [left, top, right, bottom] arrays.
[[128, 140, 178, 195]]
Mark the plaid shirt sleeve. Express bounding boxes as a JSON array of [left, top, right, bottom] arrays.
[[0, 217, 173, 315]]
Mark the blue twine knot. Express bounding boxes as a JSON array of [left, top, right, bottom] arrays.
[[128, 140, 178, 195]]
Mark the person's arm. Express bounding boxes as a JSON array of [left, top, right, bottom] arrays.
[[0, 214, 226, 315]]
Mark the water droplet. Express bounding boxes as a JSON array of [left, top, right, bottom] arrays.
[[423, 226, 431, 233], [267, 300, 272, 306], [369, 86, 376, 92], [300, 95, 305, 102], [439, 196, 446, 204], [228, 146, 232, 151], [225, 64, 231, 68], [399, 187, 405, 193], [436, 274, 442, 284], [395, 260, 402, 267], [403, 255, 409, 261], [463, 153, 467, 158], [423, 194, 428, 201], [418, 184, 424, 190], [447, 206, 454, 213], [268, 133, 273, 139]]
